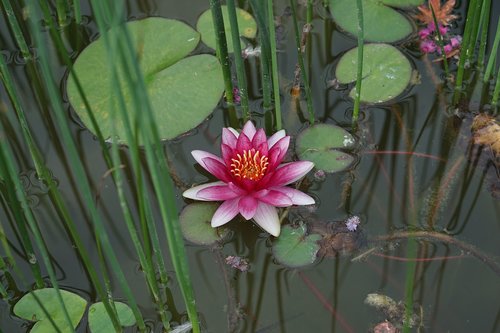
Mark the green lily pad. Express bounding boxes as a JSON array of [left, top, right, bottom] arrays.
[[196, 6, 257, 53], [67, 17, 224, 143], [296, 124, 356, 173], [335, 43, 412, 104], [13, 288, 87, 332], [329, 0, 423, 42], [88, 302, 135, 333], [273, 223, 322, 267], [180, 202, 230, 246]]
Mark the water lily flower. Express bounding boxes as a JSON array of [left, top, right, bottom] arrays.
[[183, 121, 315, 237]]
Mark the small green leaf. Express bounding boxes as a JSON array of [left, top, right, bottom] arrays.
[[329, 0, 423, 42], [296, 124, 356, 173], [272, 224, 322, 268], [196, 5, 257, 53], [180, 202, 230, 246], [67, 17, 224, 143], [13, 288, 87, 333], [336, 43, 412, 104], [88, 302, 136, 333]]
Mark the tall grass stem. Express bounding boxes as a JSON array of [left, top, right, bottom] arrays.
[[352, 0, 364, 126], [267, 0, 282, 130], [1, 0, 31, 58], [483, 19, 500, 83]]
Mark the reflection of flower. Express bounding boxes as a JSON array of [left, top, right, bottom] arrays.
[[183, 121, 315, 236]]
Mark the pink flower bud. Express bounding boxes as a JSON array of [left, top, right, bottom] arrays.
[[420, 40, 437, 54]]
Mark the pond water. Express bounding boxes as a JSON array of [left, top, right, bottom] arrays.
[[1, 0, 499, 332]]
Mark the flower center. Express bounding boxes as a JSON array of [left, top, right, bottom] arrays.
[[230, 149, 269, 181]]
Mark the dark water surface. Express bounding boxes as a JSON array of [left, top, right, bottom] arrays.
[[1, 0, 499, 332]]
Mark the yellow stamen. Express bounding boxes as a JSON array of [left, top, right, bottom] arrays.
[[230, 149, 269, 181]]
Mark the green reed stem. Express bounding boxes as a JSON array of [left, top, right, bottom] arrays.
[[352, 0, 364, 126], [1, 0, 30, 59], [28, 1, 145, 330], [492, 71, 500, 106], [453, 0, 481, 104], [73, 0, 82, 24], [209, 0, 233, 103], [477, 0, 491, 69], [290, 0, 315, 124], [267, 0, 282, 130], [430, 5, 449, 77], [55, 0, 68, 26], [484, 19, 500, 83], [226, 0, 250, 120], [402, 234, 418, 333], [250, 0, 272, 112]]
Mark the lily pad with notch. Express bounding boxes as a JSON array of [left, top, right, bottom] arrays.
[[180, 202, 230, 246], [329, 0, 424, 43], [196, 5, 257, 53], [272, 223, 322, 268], [335, 43, 412, 104], [296, 124, 356, 173], [66, 17, 224, 143], [88, 301, 136, 333], [13, 288, 87, 332]]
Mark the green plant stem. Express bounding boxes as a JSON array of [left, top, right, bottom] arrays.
[[55, 0, 68, 26], [226, 0, 250, 120], [73, 0, 82, 24], [1, 0, 30, 59], [430, 4, 449, 77], [492, 70, 500, 106], [352, 0, 364, 126], [267, 0, 282, 130], [477, 0, 491, 69], [453, 0, 481, 104], [290, 0, 315, 124], [484, 19, 500, 83]]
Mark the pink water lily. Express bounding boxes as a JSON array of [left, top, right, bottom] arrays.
[[183, 121, 315, 237]]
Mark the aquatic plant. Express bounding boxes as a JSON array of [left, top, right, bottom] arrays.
[[183, 121, 315, 236]]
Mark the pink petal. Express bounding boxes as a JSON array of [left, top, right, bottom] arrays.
[[238, 196, 258, 220], [202, 157, 233, 183], [197, 184, 243, 201], [183, 181, 226, 200], [192, 150, 225, 171], [242, 121, 256, 140], [267, 136, 290, 169], [267, 161, 314, 187], [212, 198, 240, 227], [236, 132, 252, 152], [251, 129, 267, 148], [228, 127, 240, 138], [221, 143, 234, 166], [256, 189, 293, 207], [271, 187, 315, 205], [267, 129, 286, 148], [222, 128, 238, 148], [252, 203, 280, 236], [228, 182, 247, 196]]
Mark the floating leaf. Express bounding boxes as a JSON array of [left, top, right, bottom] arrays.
[[67, 17, 224, 143], [88, 302, 135, 333], [296, 124, 356, 173], [180, 202, 230, 246], [272, 223, 322, 267], [13, 288, 87, 332], [335, 43, 412, 104], [196, 5, 257, 53], [329, 0, 423, 42]]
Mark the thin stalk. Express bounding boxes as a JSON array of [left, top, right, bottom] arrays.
[[307, 0, 313, 24], [55, 0, 68, 26], [250, 0, 272, 112], [484, 19, 500, 83], [430, 4, 449, 77], [73, 0, 82, 24], [208, 0, 238, 126], [477, 0, 491, 69], [290, 0, 315, 124], [1, 0, 30, 59], [492, 70, 500, 106], [352, 0, 364, 126], [226, 0, 250, 120], [267, 0, 282, 130], [453, 0, 481, 104]]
